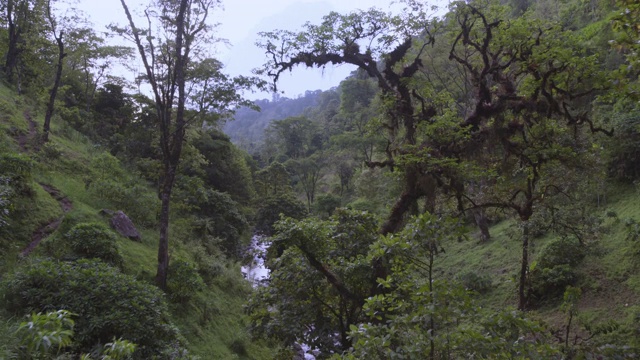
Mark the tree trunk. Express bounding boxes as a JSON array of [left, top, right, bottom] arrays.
[[42, 31, 65, 143], [155, 0, 189, 290], [4, 0, 18, 83], [473, 208, 491, 242], [155, 167, 176, 290], [518, 219, 530, 311]]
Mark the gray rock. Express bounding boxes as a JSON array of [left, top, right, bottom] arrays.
[[109, 210, 141, 241], [292, 343, 305, 360]]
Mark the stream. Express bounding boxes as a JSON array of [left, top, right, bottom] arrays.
[[241, 235, 270, 285], [241, 235, 317, 360]]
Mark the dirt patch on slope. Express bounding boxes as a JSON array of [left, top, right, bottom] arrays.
[[16, 110, 37, 151], [20, 183, 72, 256]]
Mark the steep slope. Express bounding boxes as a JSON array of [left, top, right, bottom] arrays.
[[0, 82, 274, 359]]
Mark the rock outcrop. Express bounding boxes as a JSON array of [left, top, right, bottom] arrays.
[[109, 210, 141, 241]]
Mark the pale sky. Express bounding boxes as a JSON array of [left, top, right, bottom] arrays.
[[75, 0, 424, 99]]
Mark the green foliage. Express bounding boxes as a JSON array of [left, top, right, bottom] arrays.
[[83, 152, 158, 227], [0, 153, 35, 195], [253, 161, 291, 198], [249, 209, 379, 353], [11, 310, 137, 360], [458, 271, 493, 294], [537, 237, 586, 269], [285, 154, 326, 210], [606, 112, 640, 181], [0, 176, 14, 228], [87, 338, 137, 360], [624, 217, 640, 243], [64, 223, 123, 267], [15, 310, 75, 358], [167, 260, 205, 304], [186, 189, 249, 259], [89, 153, 126, 181], [351, 168, 401, 216], [191, 129, 256, 205], [342, 269, 559, 359], [1, 259, 182, 358], [186, 242, 225, 284], [265, 116, 321, 160], [529, 264, 579, 303], [254, 193, 308, 236], [313, 193, 341, 218], [38, 142, 63, 161], [529, 238, 586, 303]]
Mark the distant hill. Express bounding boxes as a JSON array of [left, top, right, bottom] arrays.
[[223, 89, 327, 152]]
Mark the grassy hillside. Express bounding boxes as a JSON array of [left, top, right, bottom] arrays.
[[0, 82, 274, 359], [433, 183, 640, 343]]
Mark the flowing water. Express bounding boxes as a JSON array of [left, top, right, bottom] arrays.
[[241, 235, 270, 285]]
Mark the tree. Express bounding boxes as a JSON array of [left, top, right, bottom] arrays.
[[191, 129, 256, 205], [62, 27, 133, 113], [286, 154, 325, 211], [1, 0, 48, 90], [258, 0, 613, 310], [117, 0, 254, 289], [266, 116, 320, 159], [41, 0, 64, 142], [256, 3, 441, 235], [254, 161, 291, 198], [441, 3, 611, 309]]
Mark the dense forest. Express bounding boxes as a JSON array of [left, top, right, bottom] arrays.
[[0, 0, 639, 359]]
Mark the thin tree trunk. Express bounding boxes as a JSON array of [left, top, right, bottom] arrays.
[[518, 220, 530, 311], [428, 249, 435, 360], [156, 167, 175, 290], [155, 0, 189, 290], [4, 0, 18, 83], [43, 31, 65, 143]]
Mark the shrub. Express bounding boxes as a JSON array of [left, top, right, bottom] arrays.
[[64, 223, 123, 267], [529, 264, 578, 302], [537, 237, 585, 269], [1, 259, 182, 358], [167, 260, 205, 304], [90, 152, 125, 181], [0, 153, 34, 196], [229, 337, 248, 356], [528, 238, 586, 304], [15, 310, 75, 358], [86, 152, 157, 227], [0, 176, 13, 229], [458, 271, 493, 294], [624, 218, 640, 243], [189, 243, 224, 284], [39, 142, 63, 160]]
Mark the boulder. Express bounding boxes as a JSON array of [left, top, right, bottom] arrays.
[[109, 210, 141, 241], [292, 343, 305, 360]]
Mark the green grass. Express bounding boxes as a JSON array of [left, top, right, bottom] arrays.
[[432, 183, 640, 346]]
